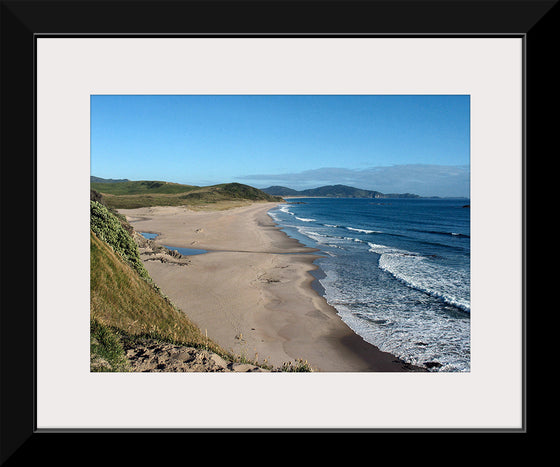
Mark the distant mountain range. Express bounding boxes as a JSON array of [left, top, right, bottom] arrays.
[[261, 184, 420, 199]]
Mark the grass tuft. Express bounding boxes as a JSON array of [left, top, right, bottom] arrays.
[[90, 319, 130, 372], [280, 359, 314, 372]]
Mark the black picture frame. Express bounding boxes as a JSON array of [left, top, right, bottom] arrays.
[[1, 0, 554, 462]]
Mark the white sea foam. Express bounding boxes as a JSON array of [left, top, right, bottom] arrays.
[[295, 217, 316, 222], [279, 205, 294, 215], [343, 236, 366, 244], [367, 243, 408, 255], [320, 267, 471, 371], [297, 229, 331, 245], [368, 242, 470, 313], [301, 230, 328, 238], [347, 227, 381, 234]]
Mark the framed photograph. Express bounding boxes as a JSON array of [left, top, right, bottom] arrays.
[[1, 0, 552, 459]]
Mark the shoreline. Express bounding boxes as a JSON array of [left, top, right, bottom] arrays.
[[119, 202, 424, 372]]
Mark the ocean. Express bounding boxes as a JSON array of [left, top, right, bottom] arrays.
[[268, 197, 471, 372]]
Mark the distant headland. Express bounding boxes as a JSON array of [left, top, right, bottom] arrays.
[[260, 184, 420, 199]]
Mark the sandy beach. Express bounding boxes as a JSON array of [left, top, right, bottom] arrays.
[[119, 202, 420, 372]]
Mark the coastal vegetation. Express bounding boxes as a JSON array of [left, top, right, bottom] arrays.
[[90, 191, 311, 372], [90, 199, 151, 281], [91, 178, 283, 209], [90, 200, 233, 371]]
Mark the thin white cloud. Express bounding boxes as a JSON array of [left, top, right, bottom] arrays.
[[237, 164, 470, 197]]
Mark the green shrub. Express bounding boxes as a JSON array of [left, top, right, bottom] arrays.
[[90, 319, 130, 372], [90, 200, 150, 281]]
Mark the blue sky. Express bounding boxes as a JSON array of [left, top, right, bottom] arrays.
[[91, 95, 470, 197]]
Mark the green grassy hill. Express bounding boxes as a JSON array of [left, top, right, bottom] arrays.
[[91, 179, 284, 209], [91, 179, 199, 195]]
